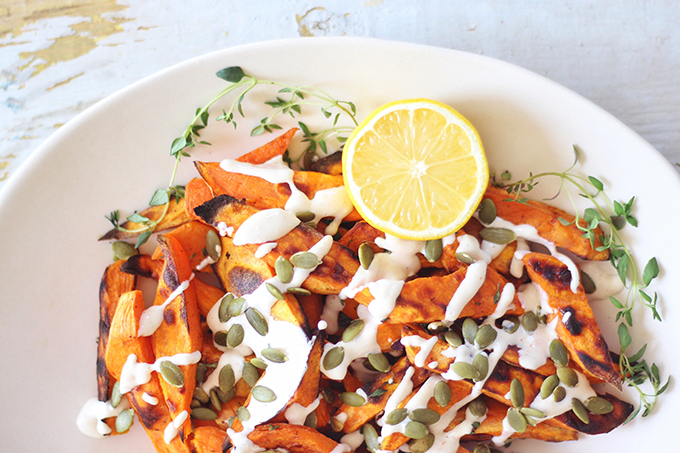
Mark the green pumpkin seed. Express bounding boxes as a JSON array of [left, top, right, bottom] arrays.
[[502, 315, 520, 333], [236, 406, 250, 421], [473, 444, 490, 453], [227, 297, 246, 317], [322, 387, 335, 404], [159, 361, 184, 387], [115, 408, 134, 433], [225, 415, 236, 428], [214, 330, 228, 347], [475, 324, 498, 349], [479, 227, 517, 244], [218, 294, 235, 323], [193, 387, 210, 405], [275, 256, 294, 283], [206, 230, 221, 261], [219, 364, 235, 393], [556, 366, 578, 388], [363, 423, 379, 453], [323, 346, 345, 370], [190, 399, 202, 409], [245, 307, 269, 336], [216, 387, 235, 403], [265, 283, 285, 301], [243, 362, 259, 387], [424, 239, 443, 263], [339, 392, 365, 407], [342, 319, 365, 342], [507, 407, 527, 433], [358, 242, 375, 270], [450, 361, 478, 380], [469, 398, 487, 418], [192, 407, 218, 421], [290, 251, 322, 269], [227, 324, 244, 348], [444, 330, 463, 348], [409, 408, 440, 425], [524, 414, 537, 426], [304, 411, 318, 429], [583, 396, 614, 415], [462, 318, 479, 344], [404, 421, 429, 440], [367, 353, 390, 373], [520, 407, 546, 418], [473, 353, 489, 382], [478, 198, 497, 225], [210, 388, 222, 411], [580, 270, 596, 294], [385, 408, 408, 425], [510, 378, 525, 408], [331, 417, 344, 432], [427, 321, 448, 335], [409, 432, 435, 453], [571, 398, 590, 424], [196, 363, 208, 385], [522, 311, 538, 333], [250, 358, 268, 370], [262, 348, 288, 363], [434, 381, 451, 407], [455, 252, 476, 265], [111, 381, 122, 408], [553, 386, 566, 402], [251, 385, 277, 402], [112, 241, 136, 261], [540, 374, 560, 399], [286, 287, 311, 296], [549, 339, 569, 367], [296, 211, 315, 223]]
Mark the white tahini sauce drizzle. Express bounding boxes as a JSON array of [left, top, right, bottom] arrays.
[[142, 392, 158, 405], [284, 397, 321, 425], [138, 274, 196, 337], [77, 397, 131, 438], [163, 410, 189, 444], [196, 244, 221, 271], [254, 242, 277, 258], [232, 208, 300, 246], [119, 351, 202, 394]]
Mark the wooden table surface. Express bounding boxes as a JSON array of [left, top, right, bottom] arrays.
[[1, 0, 678, 190]]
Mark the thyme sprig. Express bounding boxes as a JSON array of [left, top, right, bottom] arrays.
[[107, 66, 358, 247], [495, 146, 669, 420]]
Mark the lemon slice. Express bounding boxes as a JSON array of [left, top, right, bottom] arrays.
[[342, 99, 488, 240]]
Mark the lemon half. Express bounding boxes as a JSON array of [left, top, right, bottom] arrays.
[[342, 99, 488, 240]]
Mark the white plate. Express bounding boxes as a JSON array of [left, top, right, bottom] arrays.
[[1, 38, 678, 452]]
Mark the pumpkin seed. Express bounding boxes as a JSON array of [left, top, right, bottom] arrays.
[[553, 386, 566, 402], [195, 363, 208, 385], [226, 324, 244, 348], [115, 408, 134, 433], [479, 227, 517, 244], [434, 381, 451, 407], [159, 361, 184, 387], [275, 256, 294, 283], [478, 198, 497, 225], [450, 361, 478, 380], [424, 239, 443, 263], [455, 252, 476, 265], [469, 398, 487, 417], [556, 366, 578, 388], [363, 424, 380, 453], [342, 319, 365, 342], [520, 407, 546, 418], [111, 381, 122, 408], [192, 407, 218, 421], [462, 318, 479, 344], [510, 378, 525, 408], [409, 432, 435, 453], [444, 330, 463, 348], [323, 346, 345, 370], [218, 293, 235, 323], [236, 406, 250, 422], [571, 398, 590, 424], [251, 385, 276, 402], [216, 387, 235, 403], [243, 362, 260, 387], [540, 374, 560, 399], [583, 396, 614, 415], [304, 411, 318, 429], [404, 421, 429, 440], [193, 387, 210, 404], [290, 251, 322, 269], [524, 414, 538, 426], [286, 287, 311, 296], [219, 364, 235, 393], [537, 314, 547, 324], [580, 270, 597, 294], [245, 307, 269, 335], [475, 325, 498, 349], [507, 407, 527, 433], [549, 339, 569, 367], [386, 408, 408, 425], [427, 321, 448, 335], [225, 415, 236, 428], [190, 399, 202, 409], [322, 387, 335, 404], [112, 241, 136, 261], [331, 417, 344, 432], [262, 347, 288, 363], [206, 230, 221, 261], [250, 358, 268, 370], [409, 408, 440, 425], [339, 392, 365, 407], [210, 388, 222, 411], [213, 330, 228, 347], [473, 353, 489, 382], [227, 297, 246, 317], [473, 445, 490, 453], [522, 311, 538, 333], [358, 242, 375, 269], [296, 211, 315, 223], [501, 315, 520, 333], [265, 283, 285, 301], [367, 353, 390, 373]]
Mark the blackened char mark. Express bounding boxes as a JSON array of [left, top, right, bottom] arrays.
[[530, 259, 572, 289], [560, 306, 582, 335]]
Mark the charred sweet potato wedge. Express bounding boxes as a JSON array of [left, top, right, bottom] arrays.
[[310, 150, 343, 175], [151, 221, 218, 273], [246, 423, 352, 453], [188, 426, 227, 453], [100, 195, 190, 240]]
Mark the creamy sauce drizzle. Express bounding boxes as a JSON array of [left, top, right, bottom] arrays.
[[138, 274, 196, 337]]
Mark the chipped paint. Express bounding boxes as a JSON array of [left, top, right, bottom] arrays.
[[296, 7, 349, 37]]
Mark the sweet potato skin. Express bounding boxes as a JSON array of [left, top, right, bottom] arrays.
[[247, 423, 349, 453], [100, 196, 190, 240]]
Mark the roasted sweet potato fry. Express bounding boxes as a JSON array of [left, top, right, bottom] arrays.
[[188, 426, 227, 453], [185, 178, 214, 222], [236, 127, 298, 164], [151, 221, 218, 273], [247, 423, 352, 453], [100, 196, 190, 240], [310, 150, 342, 175]]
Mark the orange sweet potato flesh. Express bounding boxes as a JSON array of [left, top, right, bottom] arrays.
[[288, 335, 324, 408], [237, 127, 298, 164], [247, 423, 351, 453], [188, 426, 227, 453], [523, 252, 622, 389], [185, 178, 214, 222], [152, 221, 218, 273], [120, 253, 163, 279], [100, 196, 190, 240]]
